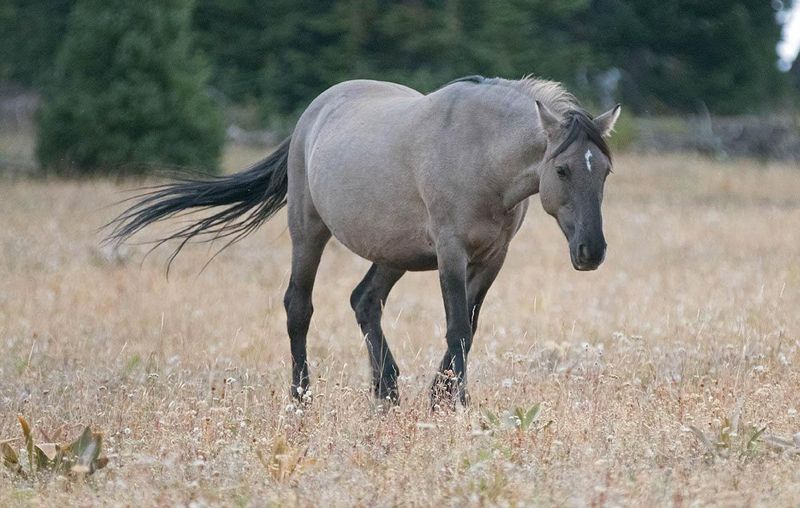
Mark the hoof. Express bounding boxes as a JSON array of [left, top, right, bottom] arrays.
[[375, 385, 401, 406], [291, 384, 313, 404]]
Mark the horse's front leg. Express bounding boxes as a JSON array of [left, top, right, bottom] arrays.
[[431, 237, 472, 408]]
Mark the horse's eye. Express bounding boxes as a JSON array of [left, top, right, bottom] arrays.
[[556, 165, 570, 180]]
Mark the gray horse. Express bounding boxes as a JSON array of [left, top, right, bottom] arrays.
[[109, 75, 621, 406]]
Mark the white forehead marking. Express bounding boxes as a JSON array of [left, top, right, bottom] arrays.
[[584, 149, 593, 172]]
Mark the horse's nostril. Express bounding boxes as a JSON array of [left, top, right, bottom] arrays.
[[578, 243, 590, 263]]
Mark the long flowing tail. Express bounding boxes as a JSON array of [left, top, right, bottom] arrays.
[[106, 136, 292, 266]]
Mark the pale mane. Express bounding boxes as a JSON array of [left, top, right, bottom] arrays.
[[441, 75, 581, 115], [489, 76, 611, 160], [511, 76, 580, 115]]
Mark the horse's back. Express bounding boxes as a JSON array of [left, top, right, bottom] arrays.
[[315, 79, 421, 101]]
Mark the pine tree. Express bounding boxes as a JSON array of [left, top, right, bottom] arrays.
[[259, 0, 350, 122], [36, 0, 224, 175], [587, 0, 788, 113], [193, 0, 272, 103], [0, 0, 76, 86]]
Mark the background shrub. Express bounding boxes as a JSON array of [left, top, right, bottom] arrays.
[[36, 0, 224, 175]]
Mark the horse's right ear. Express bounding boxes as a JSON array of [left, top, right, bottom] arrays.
[[594, 104, 621, 137], [535, 100, 560, 139]]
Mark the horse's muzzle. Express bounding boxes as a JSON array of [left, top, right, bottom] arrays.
[[571, 241, 606, 271]]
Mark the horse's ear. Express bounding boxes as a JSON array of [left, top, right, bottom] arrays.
[[594, 104, 621, 137], [535, 100, 560, 139]]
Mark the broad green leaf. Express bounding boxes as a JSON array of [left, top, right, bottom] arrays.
[[1, 442, 18, 465], [37, 443, 58, 461], [2, 422, 106, 477], [1, 442, 24, 477], [75, 432, 102, 472], [524, 404, 541, 427], [71, 427, 93, 457], [747, 426, 767, 451], [514, 408, 526, 425], [90, 434, 103, 464], [34, 446, 52, 469], [482, 410, 499, 426]]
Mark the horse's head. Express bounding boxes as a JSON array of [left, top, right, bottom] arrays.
[[536, 101, 620, 271]]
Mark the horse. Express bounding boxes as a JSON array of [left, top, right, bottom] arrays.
[[107, 75, 621, 407]]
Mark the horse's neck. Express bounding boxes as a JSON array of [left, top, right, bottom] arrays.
[[473, 91, 550, 211], [435, 82, 549, 211], [502, 165, 540, 211], [499, 129, 547, 211]]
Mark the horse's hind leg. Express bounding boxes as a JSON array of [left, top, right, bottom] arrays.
[[350, 264, 405, 403], [284, 201, 331, 401]]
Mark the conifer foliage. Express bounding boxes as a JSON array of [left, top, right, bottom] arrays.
[[36, 0, 223, 175]]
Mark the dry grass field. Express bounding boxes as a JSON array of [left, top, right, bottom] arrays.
[[1, 151, 800, 506]]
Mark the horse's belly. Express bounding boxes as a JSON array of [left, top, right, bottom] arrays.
[[341, 227, 437, 271], [308, 167, 436, 271], [325, 204, 436, 270]]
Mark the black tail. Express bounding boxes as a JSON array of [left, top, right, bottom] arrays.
[[106, 136, 292, 267]]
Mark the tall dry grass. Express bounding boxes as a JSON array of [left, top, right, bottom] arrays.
[[1, 152, 800, 505]]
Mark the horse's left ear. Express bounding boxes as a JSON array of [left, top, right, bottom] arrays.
[[594, 104, 621, 137], [535, 100, 561, 140]]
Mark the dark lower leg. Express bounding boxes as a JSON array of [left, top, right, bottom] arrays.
[[431, 294, 483, 406], [285, 280, 313, 399], [431, 245, 472, 408], [431, 251, 506, 408], [466, 253, 505, 338], [351, 264, 404, 402], [284, 230, 329, 401]]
